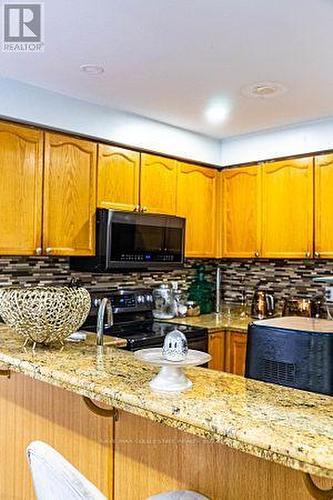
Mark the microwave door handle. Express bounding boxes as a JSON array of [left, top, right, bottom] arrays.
[[106, 210, 112, 269]]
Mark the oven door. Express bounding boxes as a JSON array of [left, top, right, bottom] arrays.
[[102, 209, 185, 269]]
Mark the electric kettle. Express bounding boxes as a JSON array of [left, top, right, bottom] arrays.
[[251, 290, 275, 319]]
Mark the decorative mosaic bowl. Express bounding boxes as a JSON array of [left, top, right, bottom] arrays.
[[0, 286, 91, 346]]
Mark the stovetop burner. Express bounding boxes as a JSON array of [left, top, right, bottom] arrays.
[[100, 320, 207, 348]]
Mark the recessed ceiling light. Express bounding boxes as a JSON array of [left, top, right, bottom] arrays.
[[241, 81, 287, 99], [205, 100, 230, 124], [80, 64, 104, 75]]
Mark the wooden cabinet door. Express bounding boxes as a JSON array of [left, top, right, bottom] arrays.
[[261, 158, 313, 258], [225, 331, 247, 376], [0, 122, 43, 255], [177, 163, 218, 257], [97, 145, 140, 211], [140, 154, 178, 214], [0, 371, 113, 499], [315, 154, 333, 258], [43, 133, 97, 256], [208, 331, 225, 371], [222, 165, 262, 258], [114, 410, 323, 500]]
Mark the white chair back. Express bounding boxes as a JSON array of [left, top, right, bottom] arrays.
[[148, 491, 209, 499], [26, 441, 107, 500]]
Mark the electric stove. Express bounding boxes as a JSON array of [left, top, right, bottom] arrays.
[[82, 288, 208, 352]]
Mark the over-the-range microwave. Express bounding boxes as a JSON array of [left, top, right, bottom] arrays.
[[70, 208, 186, 271]]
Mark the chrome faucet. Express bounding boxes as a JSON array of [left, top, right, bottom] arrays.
[[96, 298, 113, 346], [216, 267, 221, 314]]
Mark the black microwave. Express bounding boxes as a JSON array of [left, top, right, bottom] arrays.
[[70, 209, 186, 271]]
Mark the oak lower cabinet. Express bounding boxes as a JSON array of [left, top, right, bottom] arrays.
[[209, 330, 247, 376], [97, 145, 140, 211], [0, 121, 43, 255], [113, 410, 320, 500], [314, 153, 333, 258], [43, 133, 97, 256], [0, 372, 113, 499], [177, 163, 218, 257], [208, 331, 225, 371], [221, 165, 262, 258], [225, 331, 248, 376], [261, 158, 313, 258], [0, 371, 325, 500], [140, 153, 178, 215]]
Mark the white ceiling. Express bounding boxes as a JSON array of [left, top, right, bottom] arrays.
[[1, 0, 333, 139]]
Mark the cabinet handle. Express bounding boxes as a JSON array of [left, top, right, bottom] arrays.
[[314, 251, 321, 258], [305, 251, 311, 258], [0, 367, 10, 378], [254, 251, 260, 258], [45, 247, 52, 255], [82, 396, 119, 420], [141, 207, 148, 213], [35, 247, 42, 256], [303, 473, 333, 499], [133, 205, 139, 212]]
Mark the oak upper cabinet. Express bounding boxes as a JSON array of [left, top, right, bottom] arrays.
[[225, 331, 247, 376], [261, 158, 313, 258], [43, 133, 97, 256], [222, 166, 262, 258], [97, 145, 140, 211], [0, 122, 43, 255], [314, 154, 333, 258], [177, 163, 218, 257], [140, 154, 178, 215]]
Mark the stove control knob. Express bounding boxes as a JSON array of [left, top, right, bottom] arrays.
[[94, 298, 101, 307], [137, 295, 144, 304]]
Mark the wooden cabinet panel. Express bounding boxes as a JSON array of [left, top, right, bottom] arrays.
[[114, 410, 320, 500], [97, 145, 140, 211], [177, 163, 218, 257], [315, 154, 333, 258], [222, 165, 262, 258], [43, 133, 97, 256], [225, 331, 247, 376], [140, 154, 178, 215], [262, 158, 313, 258], [0, 121, 43, 255], [0, 372, 113, 499], [208, 331, 225, 371]]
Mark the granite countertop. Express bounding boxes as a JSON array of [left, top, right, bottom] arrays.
[[77, 330, 127, 348], [167, 313, 251, 333], [0, 327, 331, 479], [0, 325, 128, 349]]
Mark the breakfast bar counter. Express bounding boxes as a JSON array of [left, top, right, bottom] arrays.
[[0, 325, 332, 499]]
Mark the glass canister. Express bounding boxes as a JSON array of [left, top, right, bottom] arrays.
[[152, 284, 176, 319]]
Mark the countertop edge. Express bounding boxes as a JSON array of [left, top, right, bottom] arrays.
[[0, 353, 331, 480], [165, 314, 250, 333]]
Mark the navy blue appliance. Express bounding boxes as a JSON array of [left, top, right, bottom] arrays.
[[246, 317, 333, 396]]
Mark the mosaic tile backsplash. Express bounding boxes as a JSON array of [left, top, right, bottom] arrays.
[[219, 259, 332, 306], [0, 256, 216, 294], [0, 257, 332, 309]]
